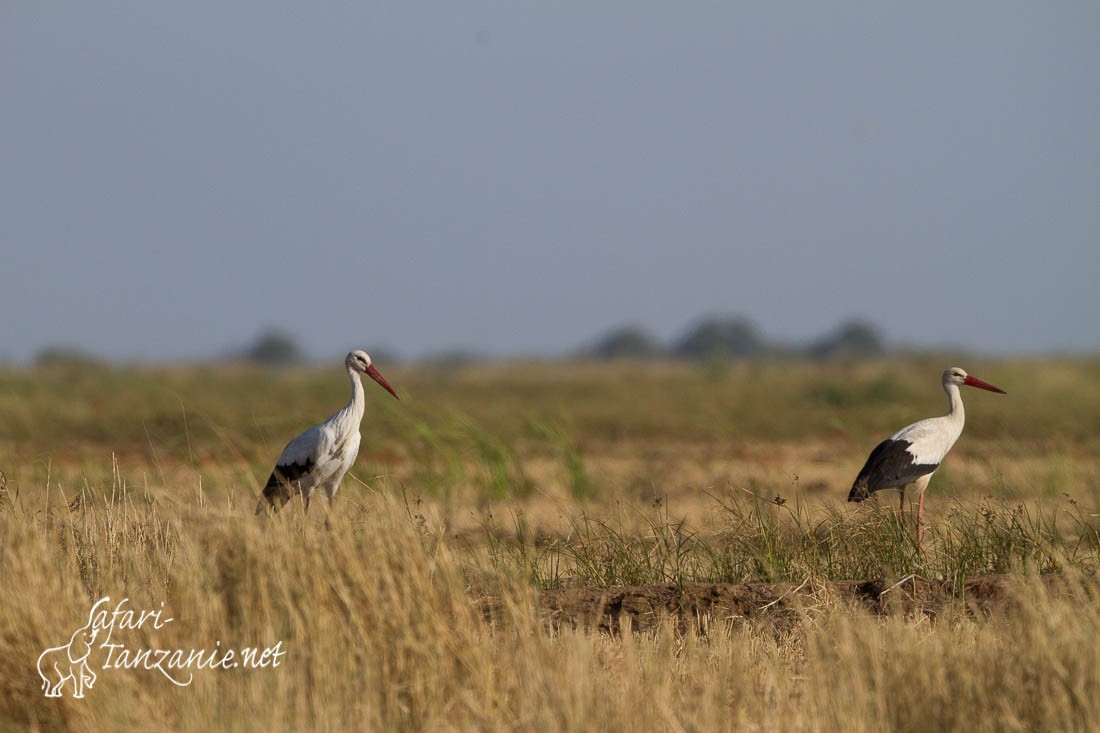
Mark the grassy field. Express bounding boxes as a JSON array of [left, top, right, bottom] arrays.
[[2, 356, 1099, 731]]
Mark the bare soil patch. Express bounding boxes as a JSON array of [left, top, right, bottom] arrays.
[[481, 574, 1090, 634]]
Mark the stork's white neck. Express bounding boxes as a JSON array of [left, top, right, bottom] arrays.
[[943, 381, 965, 427], [342, 366, 367, 425]]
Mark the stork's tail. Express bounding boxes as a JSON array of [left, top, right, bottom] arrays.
[[255, 472, 293, 515], [847, 482, 872, 503]]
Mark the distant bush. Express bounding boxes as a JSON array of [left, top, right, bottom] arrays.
[[584, 325, 663, 360], [242, 328, 304, 366], [672, 316, 764, 360], [808, 320, 884, 361], [34, 346, 105, 369]]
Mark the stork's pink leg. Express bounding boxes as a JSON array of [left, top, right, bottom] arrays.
[[916, 490, 925, 552], [898, 488, 906, 520]]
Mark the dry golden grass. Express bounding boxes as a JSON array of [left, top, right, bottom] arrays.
[[3, 492, 1099, 732], [2, 356, 1099, 730]]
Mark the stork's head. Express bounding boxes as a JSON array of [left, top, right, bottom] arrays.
[[943, 367, 1006, 394], [346, 350, 400, 400]]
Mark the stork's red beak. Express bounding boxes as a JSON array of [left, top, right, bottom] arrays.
[[365, 364, 400, 400], [963, 375, 1006, 394]]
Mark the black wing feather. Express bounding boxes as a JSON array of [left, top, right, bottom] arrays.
[[848, 439, 938, 502], [255, 458, 315, 514]]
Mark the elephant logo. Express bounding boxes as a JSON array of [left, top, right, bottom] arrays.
[[37, 622, 99, 698]]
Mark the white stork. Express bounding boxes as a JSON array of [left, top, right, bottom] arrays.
[[848, 367, 1006, 549], [255, 350, 399, 524]]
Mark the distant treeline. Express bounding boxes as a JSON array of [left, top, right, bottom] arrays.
[[31, 317, 885, 368], [579, 317, 884, 362]]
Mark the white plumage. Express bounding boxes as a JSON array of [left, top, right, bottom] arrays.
[[255, 350, 399, 524], [848, 367, 1006, 549]]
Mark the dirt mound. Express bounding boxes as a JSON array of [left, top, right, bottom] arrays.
[[481, 574, 1085, 634]]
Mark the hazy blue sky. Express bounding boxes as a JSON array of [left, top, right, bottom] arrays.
[[2, 3, 1098, 362]]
